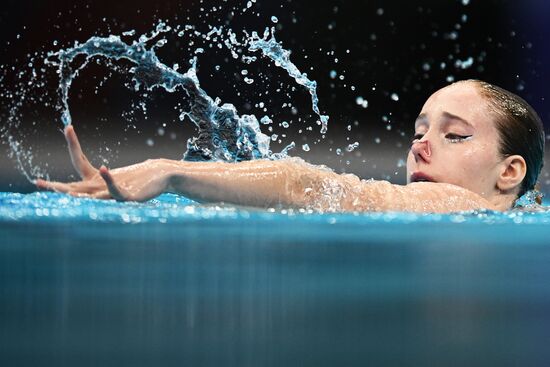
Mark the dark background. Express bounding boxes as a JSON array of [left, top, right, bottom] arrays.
[[1, 0, 549, 193]]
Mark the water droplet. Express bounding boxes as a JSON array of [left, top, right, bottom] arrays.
[[346, 142, 359, 152], [455, 56, 473, 69], [355, 96, 368, 108], [271, 16, 278, 23], [302, 144, 310, 152]]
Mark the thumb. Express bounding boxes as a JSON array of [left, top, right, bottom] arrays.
[[99, 166, 132, 201]]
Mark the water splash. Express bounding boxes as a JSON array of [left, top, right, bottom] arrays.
[[51, 27, 270, 162], [248, 27, 329, 134], [1, 11, 332, 184], [0, 59, 51, 182], [48, 22, 329, 163], [514, 189, 544, 209]]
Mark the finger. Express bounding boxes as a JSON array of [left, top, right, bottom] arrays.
[[35, 178, 72, 193], [65, 125, 98, 180], [99, 166, 132, 201]]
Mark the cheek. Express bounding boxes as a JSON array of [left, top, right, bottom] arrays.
[[431, 146, 477, 182], [455, 145, 498, 184], [405, 150, 414, 172], [463, 144, 495, 169]]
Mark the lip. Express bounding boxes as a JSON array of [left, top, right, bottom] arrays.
[[410, 172, 436, 183]]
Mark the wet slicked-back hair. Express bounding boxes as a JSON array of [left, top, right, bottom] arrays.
[[462, 80, 545, 199]]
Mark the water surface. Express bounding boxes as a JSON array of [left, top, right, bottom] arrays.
[[1, 192, 550, 366]]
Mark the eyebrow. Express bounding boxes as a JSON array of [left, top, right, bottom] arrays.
[[414, 111, 473, 129], [441, 111, 473, 128], [414, 113, 428, 129]]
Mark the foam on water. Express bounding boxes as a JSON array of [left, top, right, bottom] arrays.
[[0, 191, 548, 224]]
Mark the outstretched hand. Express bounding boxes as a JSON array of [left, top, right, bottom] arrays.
[[36, 125, 169, 201]]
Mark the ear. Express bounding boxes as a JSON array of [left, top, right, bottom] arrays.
[[496, 155, 527, 192]]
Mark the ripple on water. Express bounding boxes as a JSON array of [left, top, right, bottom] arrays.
[[1, 192, 550, 226]]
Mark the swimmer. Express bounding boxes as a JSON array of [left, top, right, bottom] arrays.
[[35, 79, 545, 213]]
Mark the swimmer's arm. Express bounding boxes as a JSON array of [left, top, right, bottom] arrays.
[[96, 158, 494, 212], [162, 159, 495, 212], [37, 157, 305, 205], [36, 125, 361, 207], [160, 158, 330, 208]]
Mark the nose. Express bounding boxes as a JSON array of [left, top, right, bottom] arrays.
[[411, 140, 432, 163]]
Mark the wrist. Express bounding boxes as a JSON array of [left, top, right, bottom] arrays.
[[155, 159, 188, 193]]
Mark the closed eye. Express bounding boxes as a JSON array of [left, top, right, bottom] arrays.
[[445, 133, 472, 143]]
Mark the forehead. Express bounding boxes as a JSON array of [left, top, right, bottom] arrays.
[[418, 83, 495, 132]]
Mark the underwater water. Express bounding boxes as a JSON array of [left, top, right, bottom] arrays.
[[1, 192, 550, 366]]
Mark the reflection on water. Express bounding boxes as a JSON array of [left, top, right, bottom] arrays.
[[2, 210, 550, 366]]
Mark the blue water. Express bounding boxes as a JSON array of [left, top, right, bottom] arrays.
[[2, 192, 550, 366], [1, 191, 549, 225]]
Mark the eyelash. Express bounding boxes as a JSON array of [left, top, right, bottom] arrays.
[[446, 134, 472, 143], [411, 133, 472, 143]]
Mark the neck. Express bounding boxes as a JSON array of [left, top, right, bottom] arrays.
[[489, 191, 518, 211]]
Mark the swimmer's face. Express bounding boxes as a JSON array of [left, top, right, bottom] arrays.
[[406, 82, 503, 199]]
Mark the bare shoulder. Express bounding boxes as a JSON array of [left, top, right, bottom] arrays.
[[222, 158, 496, 213], [352, 181, 496, 213], [274, 159, 496, 213]]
